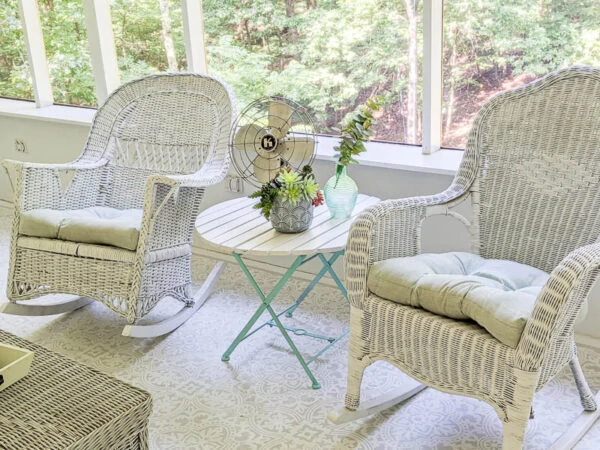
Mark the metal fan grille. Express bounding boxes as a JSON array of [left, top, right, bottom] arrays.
[[230, 96, 317, 187]]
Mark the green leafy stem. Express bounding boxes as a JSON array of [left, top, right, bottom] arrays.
[[334, 95, 384, 169]]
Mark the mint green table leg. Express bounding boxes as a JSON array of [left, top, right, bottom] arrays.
[[318, 252, 348, 299], [285, 250, 344, 318], [223, 253, 322, 388], [263, 303, 321, 389], [222, 253, 306, 362], [222, 250, 348, 390]]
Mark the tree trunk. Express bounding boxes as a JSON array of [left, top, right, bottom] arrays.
[[404, 0, 418, 144], [284, 0, 298, 42], [285, 0, 295, 17], [159, 0, 178, 71]]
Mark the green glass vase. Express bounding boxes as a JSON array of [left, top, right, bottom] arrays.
[[323, 164, 358, 219]]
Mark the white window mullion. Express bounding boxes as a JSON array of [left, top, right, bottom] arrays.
[[181, 0, 207, 73], [422, 0, 443, 154], [82, 0, 120, 105], [19, 0, 53, 107]]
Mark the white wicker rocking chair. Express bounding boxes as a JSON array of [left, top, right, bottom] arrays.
[[2, 73, 236, 337], [330, 66, 600, 448]]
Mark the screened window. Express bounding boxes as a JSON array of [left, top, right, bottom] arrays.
[[37, 0, 96, 106], [0, 0, 34, 101], [442, 0, 600, 149], [203, 0, 423, 144], [111, 0, 186, 83], [5, 0, 600, 155]]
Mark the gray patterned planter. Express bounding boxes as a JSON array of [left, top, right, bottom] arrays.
[[270, 197, 314, 233]]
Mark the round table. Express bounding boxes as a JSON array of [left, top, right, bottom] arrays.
[[195, 193, 380, 389], [196, 194, 379, 257]]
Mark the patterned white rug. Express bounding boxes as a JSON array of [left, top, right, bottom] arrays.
[[0, 209, 599, 449]]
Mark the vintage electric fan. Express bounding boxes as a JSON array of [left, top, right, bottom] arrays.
[[230, 96, 317, 187]]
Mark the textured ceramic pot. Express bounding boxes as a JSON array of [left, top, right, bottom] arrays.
[[323, 164, 358, 219], [270, 197, 314, 233]]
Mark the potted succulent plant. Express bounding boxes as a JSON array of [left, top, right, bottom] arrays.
[[249, 165, 324, 233], [323, 96, 382, 219]]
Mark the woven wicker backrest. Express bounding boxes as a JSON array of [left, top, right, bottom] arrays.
[[461, 66, 600, 273], [81, 74, 233, 209]]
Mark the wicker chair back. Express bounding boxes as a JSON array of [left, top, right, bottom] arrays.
[[83, 74, 232, 209], [462, 67, 600, 272]]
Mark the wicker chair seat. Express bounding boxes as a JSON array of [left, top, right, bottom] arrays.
[[19, 206, 143, 251], [367, 252, 549, 347], [16, 236, 136, 261]]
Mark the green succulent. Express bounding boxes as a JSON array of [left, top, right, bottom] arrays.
[[249, 165, 322, 220]]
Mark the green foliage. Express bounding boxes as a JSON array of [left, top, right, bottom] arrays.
[[38, 0, 97, 106], [1, 0, 600, 145], [249, 165, 323, 220], [0, 0, 33, 100], [111, 0, 185, 81], [334, 96, 383, 167]]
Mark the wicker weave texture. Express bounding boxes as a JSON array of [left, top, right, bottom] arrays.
[[4, 73, 236, 324], [344, 66, 600, 449], [0, 330, 152, 449]]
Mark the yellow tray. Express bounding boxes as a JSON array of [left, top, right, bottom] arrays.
[[0, 342, 34, 392]]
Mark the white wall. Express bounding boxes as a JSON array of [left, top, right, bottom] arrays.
[[0, 116, 90, 200], [1, 114, 599, 341]]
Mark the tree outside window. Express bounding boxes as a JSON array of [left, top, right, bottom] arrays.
[[2, 1, 600, 150], [203, 0, 423, 145], [111, 0, 186, 82], [37, 0, 96, 107], [442, 0, 600, 149], [0, 0, 34, 101]]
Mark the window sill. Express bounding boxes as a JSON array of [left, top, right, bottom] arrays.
[[0, 98, 95, 126], [0, 99, 462, 175], [315, 135, 461, 175]]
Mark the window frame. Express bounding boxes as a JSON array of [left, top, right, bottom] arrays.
[[12, 0, 444, 154]]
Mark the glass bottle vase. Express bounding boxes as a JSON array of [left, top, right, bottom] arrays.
[[323, 164, 358, 219]]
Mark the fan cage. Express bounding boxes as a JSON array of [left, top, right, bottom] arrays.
[[230, 96, 318, 188]]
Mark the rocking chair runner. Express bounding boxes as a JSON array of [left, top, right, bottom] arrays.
[[332, 66, 600, 448], [2, 73, 236, 337]]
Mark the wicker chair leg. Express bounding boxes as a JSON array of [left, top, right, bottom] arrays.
[[501, 367, 538, 449], [122, 261, 226, 338], [570, 351, 598, 411], [502, 418, 529, 450], [138, 428, 150, 450], [344, 349, 366, 411]]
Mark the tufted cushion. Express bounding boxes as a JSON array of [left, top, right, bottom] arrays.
[[19, 207, 143, 251], [367, 252, 550, 348]]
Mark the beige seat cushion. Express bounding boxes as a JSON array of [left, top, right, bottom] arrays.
[[19, 207, 143, 251], [367, 252, 550, 348]]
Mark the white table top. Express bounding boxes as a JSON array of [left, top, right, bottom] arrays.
[[196, 194, 380, 257]]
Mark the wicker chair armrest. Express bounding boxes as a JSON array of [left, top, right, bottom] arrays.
[[137, 175, 208, 253], [2, 158, 108, 211], [516, 242, 600, 372], [2, 158, 107, 173], [344, 185, 466, 309]]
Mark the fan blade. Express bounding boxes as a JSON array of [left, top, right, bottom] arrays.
[[253, 155, 281, 184], [268, 101, 293, 140], [233, 124, 266, 151], [280, 139, 315, 165]]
